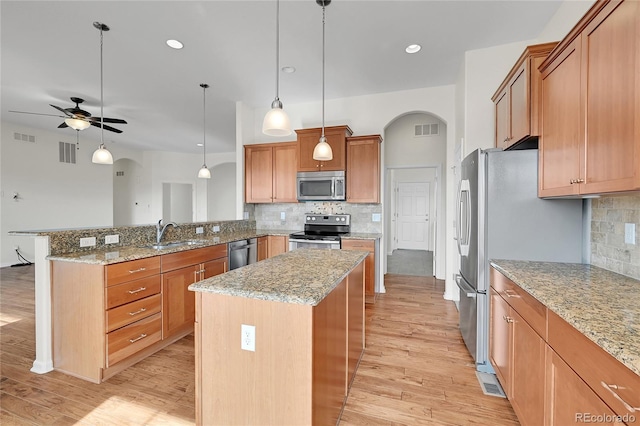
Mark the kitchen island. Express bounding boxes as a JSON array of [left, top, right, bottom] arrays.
[[189, 248, 368, 426]]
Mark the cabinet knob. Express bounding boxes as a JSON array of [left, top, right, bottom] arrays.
[[601, 381, 640, 413], [576, 178, 584, 183]]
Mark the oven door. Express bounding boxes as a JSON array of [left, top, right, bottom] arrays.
[[289, 238, 340, 251]]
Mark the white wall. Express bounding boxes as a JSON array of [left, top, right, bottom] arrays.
[[113, 158, 150, 226], [208, 162, 236, 220], [238, 85, 457, 298], [536, 0, 596, 43]]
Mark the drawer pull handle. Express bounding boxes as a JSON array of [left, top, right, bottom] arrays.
[[601, 381, 640, 413], [128, 308, 147, 316], [128, 267, 147, 274], [127, 287, 147, 294], [129, 334, 147, 343], [504, 289, 520, 298], [503, 315, 514, 323]]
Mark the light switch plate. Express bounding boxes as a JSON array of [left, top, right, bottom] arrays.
[[80, 237, 96, 247], [105, 234, 119, 244], [625, 223, 636, 245], [280, 211, 286, 221], [196, 227, 204, 234], [213, 225, 220, 233]]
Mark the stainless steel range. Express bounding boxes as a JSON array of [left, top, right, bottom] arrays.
[[289, 213, 351, 250]]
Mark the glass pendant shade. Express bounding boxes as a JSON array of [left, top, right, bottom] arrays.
[[92, 143, 113, 164], [312, 136, 333, 161], [198, 165, 211, 179], [262, 100, 291, 136], [65, 118, 90, 130]]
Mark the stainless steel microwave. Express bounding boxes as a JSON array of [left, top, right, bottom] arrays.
[[296, 171, 346, 201]]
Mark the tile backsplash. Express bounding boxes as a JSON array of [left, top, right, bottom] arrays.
[[251, 202, 383, 234], [591, 195, 640, 280]]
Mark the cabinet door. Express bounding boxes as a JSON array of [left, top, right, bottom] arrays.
[[267, 235, 288, 258], [321, 128, 347, 171], [273, 144, 298, 202], [346, 136, 381, 203], [509, 62, 530, 145], [489, 288, 511, 396], [245, 145, 274, 203], [202, 257, 227, 279], [511, 309, 546, 426], [494, 89, 510, 149], [162, 266, 196, 340], [581, 0, 640, 194], [347, 262, 364, 390], [341, 239, 375, 303], [539, 36, 583, 197], [257, 236, 268, 261], [296, 126, 350, 172], [297, 130, 321, 171], [546, 347, 620, 426]]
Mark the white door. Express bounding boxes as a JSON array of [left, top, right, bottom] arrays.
[[396, 182, 430, 250]]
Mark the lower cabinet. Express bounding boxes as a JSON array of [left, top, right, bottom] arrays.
[[257, 236, 268, 261], [267, 235, 288, 258], [341, 238, 376, 304]]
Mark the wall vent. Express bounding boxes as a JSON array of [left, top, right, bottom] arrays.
[[116, 171, 125, 177], [14, 132, 36, 143], [59, 141, 76, 164], [414, 123, 439, 137]]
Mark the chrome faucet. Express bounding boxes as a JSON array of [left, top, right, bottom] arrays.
[[156, 219, 178, 244]]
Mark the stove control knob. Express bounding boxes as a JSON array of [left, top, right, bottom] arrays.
[[311, 217, 316, 221], [341, 217, 346, 221], [336, 217, 340, 221], [306, 216, 311, 221]]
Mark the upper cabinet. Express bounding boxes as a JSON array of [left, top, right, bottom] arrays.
[[491, 42, 558, 150], [296, 125, 353, 172], [539, 0, 640, 197], [245, 142, 297, 203], [346, 135, 382, 203]]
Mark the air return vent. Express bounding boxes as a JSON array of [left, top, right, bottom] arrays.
[[14, 132, 36, 143], [59, 141, 76, 164], [414, 123, 439, 137], [116, 171, 124, 177]]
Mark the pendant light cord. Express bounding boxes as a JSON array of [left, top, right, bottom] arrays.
[[321, 4, 326, 139], [99, 26, 104, 146], [275, 0, 280, 102], [201, 83, 209, 166]]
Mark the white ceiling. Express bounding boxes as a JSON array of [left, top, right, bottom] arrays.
[[1, 0, 562, 154]]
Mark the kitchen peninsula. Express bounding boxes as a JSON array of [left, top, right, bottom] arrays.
[[189, 248, 368, 426]]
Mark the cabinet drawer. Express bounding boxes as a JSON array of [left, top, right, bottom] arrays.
[[106, 275, 161, 309], [106, 257, 161, 287], [162, 244, 228, 273], [106, 312, 161, 367], [490, 268, 546, 339], [106, 293, 162, 333], [548, 310, 640, 417], [341, 239, 374, 252]]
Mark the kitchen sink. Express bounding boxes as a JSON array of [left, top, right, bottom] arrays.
[[142, 240, 206, 250]]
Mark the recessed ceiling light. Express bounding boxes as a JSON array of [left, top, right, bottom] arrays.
[[196, 143, 203, 147], [281, 66, 296, 74], [166, 39, 184, 49], [405, 44, 421, 54]]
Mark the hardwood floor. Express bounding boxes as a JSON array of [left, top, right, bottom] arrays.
[[1, 266, 518, 425]]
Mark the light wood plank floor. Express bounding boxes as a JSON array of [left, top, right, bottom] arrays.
[[1, 265, 518, 425]]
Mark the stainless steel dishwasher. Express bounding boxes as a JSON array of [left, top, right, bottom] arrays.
[[228, 238, 257, 270]]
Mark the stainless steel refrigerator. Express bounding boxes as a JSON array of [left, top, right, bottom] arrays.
[[455, 148, 584, 373]]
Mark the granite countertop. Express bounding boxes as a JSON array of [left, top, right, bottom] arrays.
[[490, 260, 640, 376], [47, 230, 299, 265], [189, 248, 368, 306], [342, 233, 382, 240]]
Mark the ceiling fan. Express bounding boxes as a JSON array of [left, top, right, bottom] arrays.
[[9, 97, 127, 133]]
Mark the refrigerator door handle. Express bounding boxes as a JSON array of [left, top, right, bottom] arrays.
[[455, 180, 462, 253], [458, 179, 471, 256]]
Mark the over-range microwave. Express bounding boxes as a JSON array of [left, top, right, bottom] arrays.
[[296, 171, 346, 201]]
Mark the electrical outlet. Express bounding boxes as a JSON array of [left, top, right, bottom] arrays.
[[243, 211, 249, 220], [372, 213, 381, 222], [241, 324, 255, 352], [105, 234, 119, 244], [213, 225, 220, 233], [196, 226, 204, 234], [625, 223, 636, 245], [280, 211, 286, 221], [80, 237, 96, 247]]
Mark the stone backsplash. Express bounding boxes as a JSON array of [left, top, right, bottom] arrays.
[[591, 195, 640, 280], [44, 220, 256, 255], [251, 202, 383, 234]]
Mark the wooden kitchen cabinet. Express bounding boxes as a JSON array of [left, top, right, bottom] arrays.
[[296, 125, 353, 172], [489, 288, 511, 395], [341, 238, 376, 304], [257, 236, 268, 261], [267, 235, 288, 258], [492, 42, 558, 150], [346, 261, 365, 390], [346, 135, 382, 203], [539, 0, 640, 197], [161, 245, 227, 340], [245, 142, 297, 203]]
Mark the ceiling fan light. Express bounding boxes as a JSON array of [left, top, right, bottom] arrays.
[[198, 165, 211, 179], [65, 117, 90, 130], [313, 136, 333, 161], [92, 143, 113, 164], [262, 103, 292, 136]]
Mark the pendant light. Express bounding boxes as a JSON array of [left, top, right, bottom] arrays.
[[262, 0, 291, 136], [198, 83, 211, 179], [91, 22, 114, 165], [313, 0, 333, 161]]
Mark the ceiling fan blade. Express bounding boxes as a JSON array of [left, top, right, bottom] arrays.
[[90, 121, 123, 134], [58, 122, 69, 128], [9, 110, 67, 118], [87, 117, 128, 124], [50, 104, 74, 117]]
